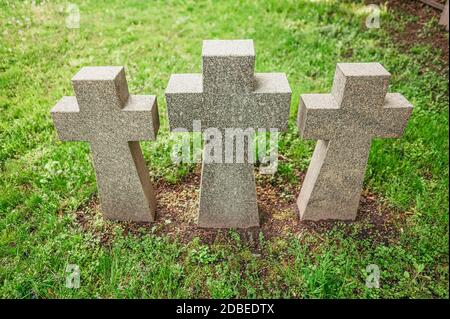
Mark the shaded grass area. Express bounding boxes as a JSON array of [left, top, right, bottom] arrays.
[[0, 0, 448, 298]]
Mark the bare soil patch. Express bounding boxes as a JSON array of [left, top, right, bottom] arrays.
[[73, 164, 407, 249], [370, 0, 449, 70]]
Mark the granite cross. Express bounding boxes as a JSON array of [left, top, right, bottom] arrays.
[[51, 66, 159, 222], [165, 40, 291, 228], [297, 63, 413, 221]]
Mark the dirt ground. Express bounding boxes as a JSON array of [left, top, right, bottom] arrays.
[[371, 0, 449, 69], [75, 164, 407, 250]]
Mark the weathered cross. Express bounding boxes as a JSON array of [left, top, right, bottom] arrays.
[[165, 40, 291, 228], [297, 63, 413, 221], [51, 66, 159, 222]]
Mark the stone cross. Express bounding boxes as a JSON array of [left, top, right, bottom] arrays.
[[51, 66, 159, 222], [297, 63, 413, 221], [165, 40, 291, 228]]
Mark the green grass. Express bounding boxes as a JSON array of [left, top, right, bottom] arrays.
[[0, 0, 448, 298]]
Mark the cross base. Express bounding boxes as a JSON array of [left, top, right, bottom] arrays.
[[198, 161, 259, 228], [91, 141, 156, 222], [297, 139, 370, 221]]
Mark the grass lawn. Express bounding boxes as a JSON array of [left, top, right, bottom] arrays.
[[0, 0, 448, 298]]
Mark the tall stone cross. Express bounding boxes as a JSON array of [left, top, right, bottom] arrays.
[[165, 40, 291, 228], [51, 66, 159, 222], [297, 63, 413, 221]]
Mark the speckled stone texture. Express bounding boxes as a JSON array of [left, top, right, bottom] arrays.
[[297, 63, 413, 221], [166, 40, 291, 228], [51, 66, 159, 222]]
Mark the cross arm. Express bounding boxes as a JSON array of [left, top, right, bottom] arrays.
[[250, 73, 291, 130], [297, 93, 340, 140], [121, 95, 159, 141], [376, 93, 413, 138], [165, 74, 203, 132], [51, 96, 85, 141]]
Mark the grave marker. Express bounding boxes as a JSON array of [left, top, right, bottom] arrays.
[[297, 63, 413, 221], [51, 66, 159, 221], [166, 40, 291, 228]]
